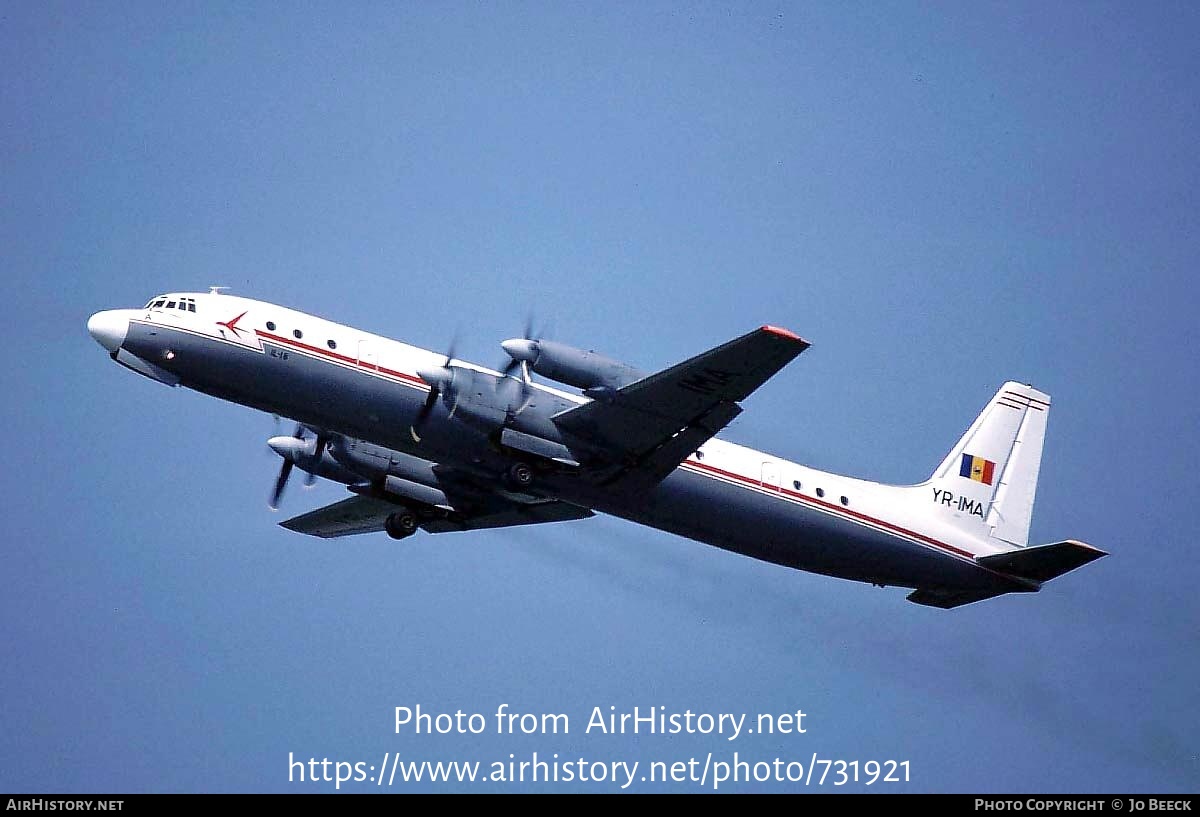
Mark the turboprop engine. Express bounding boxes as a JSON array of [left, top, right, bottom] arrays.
[[500, 338, 643, 394], [405, 334, 647, 471], [416, 364, 561, 433]]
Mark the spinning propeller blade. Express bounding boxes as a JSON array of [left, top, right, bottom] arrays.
[[411, 339, 457, 443], [268, 423, 306, 509]]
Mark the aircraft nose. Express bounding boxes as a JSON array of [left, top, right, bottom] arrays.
[[87, 310, 129, 353]]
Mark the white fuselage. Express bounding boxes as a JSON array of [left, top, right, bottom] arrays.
[[89, 291, 1035, 601]]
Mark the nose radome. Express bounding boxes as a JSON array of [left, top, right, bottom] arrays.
[[87, 310, 129, 353]]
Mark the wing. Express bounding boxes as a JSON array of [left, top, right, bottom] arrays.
[[279, 495, 397, 538], [279, 491, 593, 539], [554, 325, 809, 485]]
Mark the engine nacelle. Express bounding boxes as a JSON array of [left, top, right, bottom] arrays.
[[416, 363, 585, 467], [501, 339, 643, 391], [269, 434, 362, 484], [331, 438, 446, 486]]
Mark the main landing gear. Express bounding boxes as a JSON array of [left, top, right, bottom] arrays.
[[385, 510, 419, 540], [505, 462, 535, 490]]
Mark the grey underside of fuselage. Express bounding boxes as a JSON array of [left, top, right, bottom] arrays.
[[123, 322, 1017, 594], [574, 470, 1015, 592]]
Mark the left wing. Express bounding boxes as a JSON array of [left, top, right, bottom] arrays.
[[280, 495, 398, 539], [554, 325, 809, 484], [280, 493, 593, 539]]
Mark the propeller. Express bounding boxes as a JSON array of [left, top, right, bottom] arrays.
[[411, 339, 458, 443], [499, 314, 539, 378], [268, 423, 305, 510], [497, 316, 539, 418], [267, 423, 330, 507], [303, 433, 329, 487]]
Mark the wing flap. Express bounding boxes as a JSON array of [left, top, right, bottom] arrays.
[[421, 499, 593, 533]]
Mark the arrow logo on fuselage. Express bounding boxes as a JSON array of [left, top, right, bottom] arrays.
[[216, 310, 249, 338]]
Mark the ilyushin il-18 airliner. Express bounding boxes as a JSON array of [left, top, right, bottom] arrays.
[[87, 289, 1104, 608]]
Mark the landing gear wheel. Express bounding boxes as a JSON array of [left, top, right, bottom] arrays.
[[507, 462, 535, 489], [385, 511, 419, 540]]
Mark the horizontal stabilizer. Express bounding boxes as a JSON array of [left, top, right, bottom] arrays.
[[976, 539, 1107, 583], [906, 587, 1018, 609]]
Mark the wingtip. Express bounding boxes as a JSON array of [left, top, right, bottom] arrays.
[[1066, 539, 1108, 559], [760, 325, 810, 347]]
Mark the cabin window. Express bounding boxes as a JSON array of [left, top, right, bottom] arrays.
[[327, 339, 337, 350], [792, 480, 802, 490], [815, 488, 825, 498], [266, 321, 276, 331], [840, 496, 849, 506], [293, 329, 303, 339]]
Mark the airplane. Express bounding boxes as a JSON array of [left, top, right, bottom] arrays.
[[86, 289, 1105, 609]]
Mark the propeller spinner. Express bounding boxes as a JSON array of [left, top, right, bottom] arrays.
[[267, 424, 328, 509]]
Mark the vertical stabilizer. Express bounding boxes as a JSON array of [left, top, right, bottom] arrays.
[[927, 382, 1051, 546]]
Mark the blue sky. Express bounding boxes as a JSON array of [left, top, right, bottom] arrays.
[[2, 2, 1197, 792]]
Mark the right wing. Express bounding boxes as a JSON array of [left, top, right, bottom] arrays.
[[554, 325, 809, 484]]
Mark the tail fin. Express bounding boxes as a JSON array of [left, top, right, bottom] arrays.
[[926, 382, 1051, 546]]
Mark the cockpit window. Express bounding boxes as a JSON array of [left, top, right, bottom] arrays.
[[147, 295, 196, 311], [153, 296, 197, 312]]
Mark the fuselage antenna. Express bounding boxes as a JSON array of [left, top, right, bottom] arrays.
[[209, 286, 230, 295]]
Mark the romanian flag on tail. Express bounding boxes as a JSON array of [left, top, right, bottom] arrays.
[[960, 453, 996, 485]]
